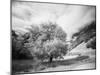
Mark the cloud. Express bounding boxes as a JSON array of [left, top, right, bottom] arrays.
[[57, 6, 95, 40], [12, 2, 96, 40]]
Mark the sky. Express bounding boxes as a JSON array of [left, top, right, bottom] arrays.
[[12, 1, 96, 41]]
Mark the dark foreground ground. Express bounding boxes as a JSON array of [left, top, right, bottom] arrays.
[[12, 55, 95, 74]]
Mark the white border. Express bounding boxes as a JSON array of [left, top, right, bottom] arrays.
[[0, 0, 100, 75]]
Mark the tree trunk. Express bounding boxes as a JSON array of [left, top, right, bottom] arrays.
[[49, 56, 53, 63]]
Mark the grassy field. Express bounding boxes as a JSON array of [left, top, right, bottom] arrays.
[[12, 55, 95, 74]]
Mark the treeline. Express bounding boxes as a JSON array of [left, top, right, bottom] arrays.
[[71, 21, 96, 50]]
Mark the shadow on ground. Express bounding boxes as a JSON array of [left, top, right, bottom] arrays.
[[41, 56, 89, 68]]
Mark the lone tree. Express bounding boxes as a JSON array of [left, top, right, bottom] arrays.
[[24, 23, 68, 63]]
